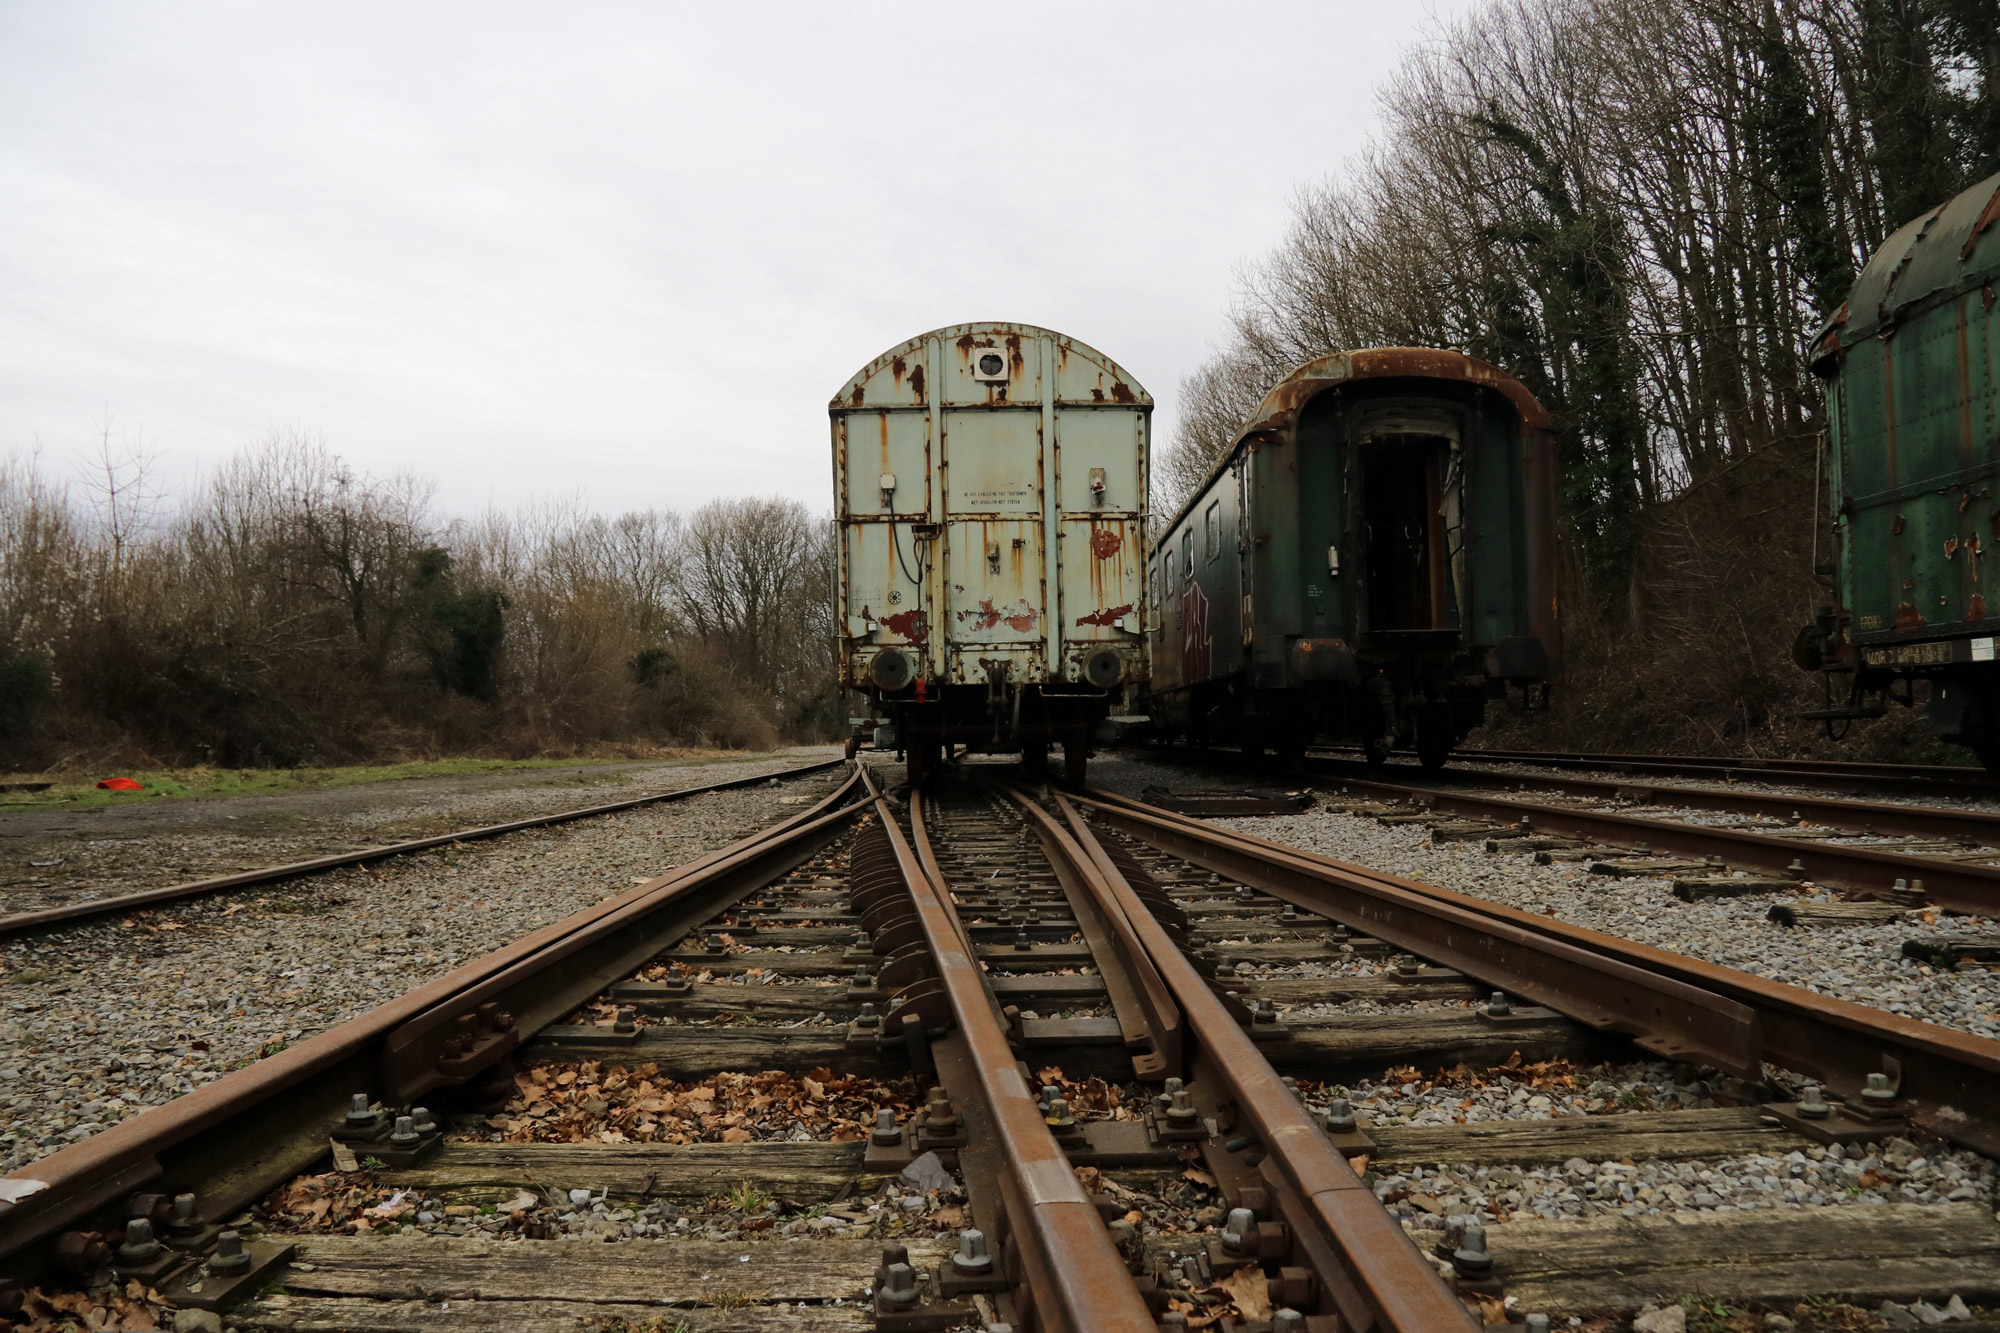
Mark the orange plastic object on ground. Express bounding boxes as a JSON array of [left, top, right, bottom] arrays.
[[95, 777, 144, 791]]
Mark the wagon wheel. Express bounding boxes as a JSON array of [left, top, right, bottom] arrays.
[[1361, 736, 1391, 767], [1062, 736, 1089, 788]]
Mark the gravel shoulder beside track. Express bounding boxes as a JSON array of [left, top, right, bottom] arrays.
[[0, 752, 845, 1174], [0, 748, 833, 915]]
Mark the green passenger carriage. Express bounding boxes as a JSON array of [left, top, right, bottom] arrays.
[[1145, 347, 1561, 769], [1798, 171, 2000, 766]]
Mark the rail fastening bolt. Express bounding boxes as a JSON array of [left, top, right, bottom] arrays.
[[1252, 998, 1279, 1025], [1014, 929, 1033, 951], [1154, 1077, 1183, 1111], [1236, 885, 1254, 901], [876, 1261, 920, 1310], [1487, 991, 1511, 1017], [1221, 1207, 1257, 1256], [852, 966, 874, 986], [1526, 1316, 1551, 1333], [1796, 1082, 1831, 1119], [1046, 1097, 1076, 1130], [389, 1115, 420, 1146], [208, 1229, 253, 1276], [168, 1193, 202, 1233], [1323, 1097, 1356, 1132], [411, 1106, 437, 1133], [952, 1228, 993, 1273], [1894, 877, 1909, 893], [1161, 1314, 1190, 1331], [1280, 904, 1299, 921], [1273, 1311, 1305, 1333], [116, 1219, 162, 1266], [870, 1107, 902, 1146], [1862, 1072, 1898, 1105], [1166, 1089, 1198, 1124], [856, 1002, 881, 1029], [344, 1094, 377, 1127], [1215, 958, 1238, 978], [1635, 841, 1650, 855], [1787, 857, 1806, 875], [1451, 1221, 1493, 1279], [705, 934, 726, 954], [614, 1006, 637, 1033]]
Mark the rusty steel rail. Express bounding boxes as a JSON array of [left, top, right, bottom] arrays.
[[886, 784, 1158, 1333], [1003, 783, 1480, 1333], [1438, 747, 2000, 799], [1079, 785, 2000, 1159], [0, 757, 848, 938], [1299, 770, 2000, 917], [0, 765, 870, 1281], [1304, 754, 2000, 846]]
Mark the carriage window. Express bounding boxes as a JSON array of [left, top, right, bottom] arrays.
[[1180, 529, 1194, 583], [1204, 501, 1220, 561]]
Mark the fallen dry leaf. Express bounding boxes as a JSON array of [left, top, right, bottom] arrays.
[[1211, 1265, 1271, 1320]]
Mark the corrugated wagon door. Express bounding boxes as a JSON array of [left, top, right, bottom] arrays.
[[943, 408, 1049, 666], [1056, 409, 1145, 642]]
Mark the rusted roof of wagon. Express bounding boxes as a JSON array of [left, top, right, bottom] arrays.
[[1244, 347, 1550, 432], [1158, 346, 1550, 536], [1818, 169, 2000, 352], [830, 322, 1153, 411]]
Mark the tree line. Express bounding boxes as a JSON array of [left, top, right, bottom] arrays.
[[1161, 0, 1997, 755], [0, 432, 839, 767]]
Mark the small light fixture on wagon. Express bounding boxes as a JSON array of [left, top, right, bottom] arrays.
[[971, 349, 1009, 381]]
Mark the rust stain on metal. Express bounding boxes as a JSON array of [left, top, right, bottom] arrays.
[[891, 356, 906, 386], [1110, 379, 1136, 404], [1973, 594, 1988, 621], [959, 598, 1037, 633], [1946, 536, 1960, 558], [908, 363, 924, 400], [1090, 526, 1122, 559], [882, 609, 929, 642], [850, 383, 865, 406], [1960, 181, 2000, 260], [1896, 603, 1926, 630], [1894, 513, 1907, 535], [1075, 602, 1133, 627], [956, 334, 977, 354], [1006, 333, 1025, 377], [1090, 387, 1105, 402]]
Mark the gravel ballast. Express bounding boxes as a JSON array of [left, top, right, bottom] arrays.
[[0, 752, 844, 1174]]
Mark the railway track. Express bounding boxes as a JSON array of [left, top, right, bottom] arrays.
[[1441, 747, 2000, 803], [3, 757, 1996, 1330], [1151, 745, 2000, 919]]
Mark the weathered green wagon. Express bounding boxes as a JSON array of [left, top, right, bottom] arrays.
[[1799, 171, 2000, 765], [1144, 348, 1561, 769]]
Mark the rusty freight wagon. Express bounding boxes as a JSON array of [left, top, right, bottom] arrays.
[[832, 322, 1151, 784], [1796, 170, 2000, 766], [1145, 347, 1560, 769]]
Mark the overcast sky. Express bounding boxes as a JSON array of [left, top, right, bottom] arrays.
[[0, 2, 1471, 519]]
